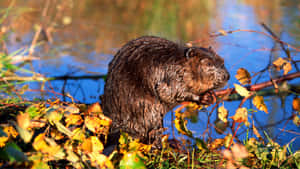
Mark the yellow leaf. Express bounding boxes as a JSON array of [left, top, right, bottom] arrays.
[[85, 115, 112, 135], [224, 134, 232, 148], [293, 115, 300, 127], [234, 84, 251, 97], [50, 129, 64, 140], [283, 62, 292, 75], [218, 106, 228, 123], [88, 152, 114, 168], [17, 112, 30, 129], [174, 112, 193, 137], [293, 98, 300, 111], [252, 96, 268, 114], [3, 126, 18, 138], [273, 57, 285, 70], [91, 136, 104, 153], [0, 136, 8, 147], [66, 150, 80, 163], [65, 114, 83, 127], [273, 57, 292, 75], [128, 139, 151, 154], [235, 68, 251, 85], [231, 107, 248, 123], [72, 128, 85, 141], [161, 135, 169, 149], [85, 116, 101, 133], [33, 133, 49, 152], [81, 136, 104, 153]]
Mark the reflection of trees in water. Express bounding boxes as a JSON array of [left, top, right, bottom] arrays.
[[0, 0, 216, 56]]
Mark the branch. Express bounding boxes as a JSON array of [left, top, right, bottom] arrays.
[[215, 72, 300, 97]]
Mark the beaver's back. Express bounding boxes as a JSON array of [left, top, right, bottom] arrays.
[[103, 36, 186, 141]]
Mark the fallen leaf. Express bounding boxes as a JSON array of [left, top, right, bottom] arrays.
[[88, 152, 114, 168], [65, 114, 83, 127], [87, 102, 103, 115], [17, 113, 30, 129]]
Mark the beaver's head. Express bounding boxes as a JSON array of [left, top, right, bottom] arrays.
[[184, 47, 230, 94]]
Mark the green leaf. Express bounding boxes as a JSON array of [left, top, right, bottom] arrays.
[[26, 105, 39, 118], [119, 152, 146, 169], [0, 142, 28, 162]]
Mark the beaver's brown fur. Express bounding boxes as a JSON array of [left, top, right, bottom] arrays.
[[102, 36, 229, 145]]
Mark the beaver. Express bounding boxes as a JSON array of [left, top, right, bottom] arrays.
[[102, 36, 229, 145]]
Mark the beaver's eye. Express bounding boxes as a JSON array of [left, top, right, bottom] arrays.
[[205, 60, 213, 67]]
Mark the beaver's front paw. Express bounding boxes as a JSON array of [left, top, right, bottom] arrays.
[[199, 91, 216, 105]]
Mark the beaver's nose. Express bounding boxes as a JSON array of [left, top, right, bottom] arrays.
[[222, 70, 230, 81]]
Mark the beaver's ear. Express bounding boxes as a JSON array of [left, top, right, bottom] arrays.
[[184, 47, 195, 59], [184, 48, 193, 59]]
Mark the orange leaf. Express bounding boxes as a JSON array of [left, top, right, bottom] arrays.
[[235, 68, 251, 85], [17, 112, 30, 129], [231, 108, 248, 123], [65, 114, 83, 127], [209, 138, 224, 150], [87, 102, 103, 115], [81, 137, 93, 153], [81, 136, 104, 153], [3, 126, 18, 138], [252, 96, 268, 114], [0, 136, 8, 147], [292, 98, 300, 111], [273, 57, 292, 75], [91, 136, 104, 153]]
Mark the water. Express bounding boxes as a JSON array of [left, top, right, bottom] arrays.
[[1, 0, 299, 150]]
